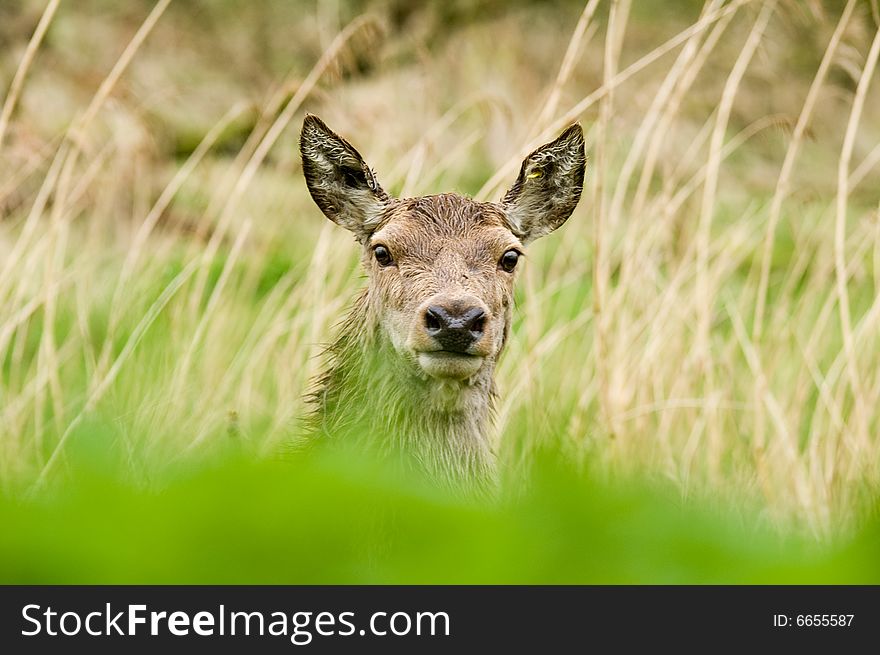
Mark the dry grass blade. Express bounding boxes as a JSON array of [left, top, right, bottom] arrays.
[[532, 0, 602, 135], [834, 23, 880, 469], [753, 0, 857, 338], [695, 0, 776, 362], [0, 0, 60, 150], [475, 0, 752, 202]]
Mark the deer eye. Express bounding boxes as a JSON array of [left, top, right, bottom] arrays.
[[499, 249, 520, 273], [373, 245, 394, 267]]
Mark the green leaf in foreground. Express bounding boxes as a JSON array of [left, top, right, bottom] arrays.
[[0, 430, 877, 584]]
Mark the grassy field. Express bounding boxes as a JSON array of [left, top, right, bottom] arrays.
[[1, 0, 880, 582]]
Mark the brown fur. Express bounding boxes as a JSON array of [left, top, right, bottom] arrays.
[[300, 115, 585, 489]]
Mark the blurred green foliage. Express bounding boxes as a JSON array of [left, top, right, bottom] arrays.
[[1, 421, 877, 584]]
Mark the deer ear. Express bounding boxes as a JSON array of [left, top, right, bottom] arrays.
[[300, 114, 390, 242], [500, 124, 586, 244]]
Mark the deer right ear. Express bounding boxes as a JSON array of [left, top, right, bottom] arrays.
[[501, 124, 586, 244], [300, 114, 390, 242]]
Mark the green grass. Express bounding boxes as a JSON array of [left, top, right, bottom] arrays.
[[2, 428, 878, 584]]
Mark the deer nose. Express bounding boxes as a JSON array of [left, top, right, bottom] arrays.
[[424, 304, 486, 353]]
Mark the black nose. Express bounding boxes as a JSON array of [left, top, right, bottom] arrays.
[[424, 305, 486, 353]]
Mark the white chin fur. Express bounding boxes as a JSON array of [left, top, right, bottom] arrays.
[[417, 352, 483, 380]]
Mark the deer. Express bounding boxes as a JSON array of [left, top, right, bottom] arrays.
[[299, 114, 585, 491]]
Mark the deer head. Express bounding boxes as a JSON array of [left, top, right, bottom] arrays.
[[300, 114, 585, 384]]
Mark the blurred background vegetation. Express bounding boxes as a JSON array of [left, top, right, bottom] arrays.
[[1, 0, 879, 582]]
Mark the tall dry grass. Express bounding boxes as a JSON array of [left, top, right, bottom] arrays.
[[1, 0, 879, 538]]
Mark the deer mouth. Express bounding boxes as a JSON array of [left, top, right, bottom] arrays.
[[416, 350, 484, 380]]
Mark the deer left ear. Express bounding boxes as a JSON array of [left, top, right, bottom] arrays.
[[300, 114, 390, 243], [500, 124, 586, 244]]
